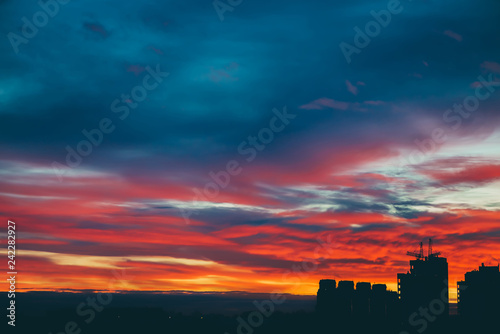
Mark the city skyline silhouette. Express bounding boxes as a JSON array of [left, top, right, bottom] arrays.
[[6, 238, 500, 333]]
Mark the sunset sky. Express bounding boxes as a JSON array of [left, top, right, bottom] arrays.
[[2, 0, 500, 303]]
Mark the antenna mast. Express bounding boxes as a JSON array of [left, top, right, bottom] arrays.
[[428, 238, 441, 258]]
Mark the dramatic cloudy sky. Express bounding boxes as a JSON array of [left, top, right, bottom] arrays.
[[1, 0, 500, 301]]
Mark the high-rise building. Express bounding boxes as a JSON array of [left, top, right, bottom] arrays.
[[397, 239, 449, 317], [316, 279, 336, 315], [353, 282, 371, 318]]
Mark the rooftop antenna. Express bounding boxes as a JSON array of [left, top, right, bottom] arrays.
[[428, 238, 441, 258]]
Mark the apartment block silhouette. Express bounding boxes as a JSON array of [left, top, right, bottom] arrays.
[[397, 239, 449, 318], [316, 279, 398, 320], [458, 263, 500, 319]]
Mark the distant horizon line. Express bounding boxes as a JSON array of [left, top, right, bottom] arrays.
[[3, 289, 317, 296]]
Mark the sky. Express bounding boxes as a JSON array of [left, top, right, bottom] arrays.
[[1, 0, 500, 302]]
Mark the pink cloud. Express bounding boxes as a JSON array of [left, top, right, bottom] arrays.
[[443, 30, 462, 42], [83, 22, 109, 38], [300, 98, 350, 110], [423, 61, 429, 67], [364, 100, 385, 106], [209, 69, 236, 83], [481, 61, 500, 74], [149, 46, 164, 55], [470, 80, 500, 88], [208, 63, 240, 83], [345, 80, 359, 95], [127, 65, 146, 76]]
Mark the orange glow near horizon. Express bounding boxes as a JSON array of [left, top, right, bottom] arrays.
[[2, 146, 500, 302]]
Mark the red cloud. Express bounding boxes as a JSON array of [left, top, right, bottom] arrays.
[[426, 164, 500, 185]]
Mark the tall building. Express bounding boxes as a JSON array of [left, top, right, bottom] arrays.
[[397, 239, 449, 317], [457, 263, 500, 318], [353, 282, 371, 318], [316, 279, 336, 315], [336, 280, 355, 318], [370, 284, 387, 319]]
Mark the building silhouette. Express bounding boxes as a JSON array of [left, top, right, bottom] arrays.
[[316, 279, 398, 321], [353, 282, 370, 318], [336, 280, 355, 318], [457, 263, 500, 319], [315, 238, 500, 334], [316, 279, 336, 315], [397, 239, 449, 318]]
